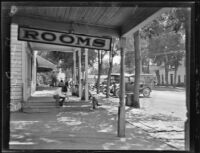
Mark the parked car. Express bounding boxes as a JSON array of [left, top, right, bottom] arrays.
[[115, 82, 151, 98], [103, 73, 155, 98], [125, 74, 155, 97]]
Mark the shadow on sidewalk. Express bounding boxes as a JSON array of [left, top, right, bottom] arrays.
[[10, 101, 175, 150]]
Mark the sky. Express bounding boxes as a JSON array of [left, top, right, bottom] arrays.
[[103, 54, 121, 64], [88, 54, 121, 73]]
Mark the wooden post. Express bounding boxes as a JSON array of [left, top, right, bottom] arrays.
[[73, 50, 76, 84], [73, 51, 76, 84], [133, 30, 140, 108], [85, 48, 89, 101], [31, 51, 37, 94], [72, 50, 77, 96], [78, 48, 82, 98], [185, 8, 191, 151], [118, 37, 126, 137], [97, 50, 100, 94], [106, 47, 113, 98]]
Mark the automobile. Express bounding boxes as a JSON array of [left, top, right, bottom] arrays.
[[115, 81, 151, 98], [103, 73, 156, 98], [101, 73, 129, 95], [126, 74, 155, 97], [101, 73, 128, 96]]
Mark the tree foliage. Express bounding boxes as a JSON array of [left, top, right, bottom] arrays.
[[148, 32, 184, 62], [140, 8, 187, 86], [141, 8, 187, 39], [125, 51, 135, 74], [38, 48, 98, 71]]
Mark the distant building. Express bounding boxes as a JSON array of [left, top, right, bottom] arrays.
[[149, 57, 185, 86]]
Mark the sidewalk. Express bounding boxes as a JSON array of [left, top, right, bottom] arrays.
[[105, 95, 185, 150], [10, 97, 176, 150]]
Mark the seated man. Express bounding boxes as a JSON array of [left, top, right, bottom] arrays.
[[53, 88, 66, 107], [89, 91, 101, 109], [92, 96, 101, 109], [62, 81, 69, 96], [58, 95, 65, 106]]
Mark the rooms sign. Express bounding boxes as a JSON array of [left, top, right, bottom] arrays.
[[18, 26, 112, 51]]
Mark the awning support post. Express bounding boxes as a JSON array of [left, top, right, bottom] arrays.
[[118, 37, 126, 137], [73, 50, 77, 84], [85, 48, 89, 101], [78, 48, 82, 98]]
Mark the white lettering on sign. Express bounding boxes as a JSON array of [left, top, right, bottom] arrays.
[[18, 26, 112, 51]]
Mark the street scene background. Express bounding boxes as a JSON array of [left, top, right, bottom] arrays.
[[6, 5, 189, 151]]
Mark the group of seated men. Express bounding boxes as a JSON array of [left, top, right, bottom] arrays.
[[53, 80, 101, 109]]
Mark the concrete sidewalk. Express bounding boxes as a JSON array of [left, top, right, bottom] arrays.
[[10, 99, 175, 150]]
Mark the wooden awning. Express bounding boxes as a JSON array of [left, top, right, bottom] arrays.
[[10, 3, 165, 38], [37, 55, 56, 72]]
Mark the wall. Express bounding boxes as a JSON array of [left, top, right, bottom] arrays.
[[10, 24, 24, 111], [10, 23, 35, 112]]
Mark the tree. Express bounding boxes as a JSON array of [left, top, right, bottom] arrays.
[[148, 32, 184, 86], [125, 32, 141, 108], [106, 39, 119, 98], [38, 49, 99, 84], [125, 51, 135, 74], [140, 38, 150, 73], [141, 8, 187, 86], [133, 31, 141, 108], [88, 49, 98, 67], [169, 51, 185, 87], [101, 60, 110, 75], [89, 67, 98, 75], [38, 49, 98, 70], [97, 50, 106, 94], [169, 8, 187, 87], [125, 36, 135, 74], [106, 50, 113, 97], [80, 48, 98, 67], [125, 33, 149, 74]]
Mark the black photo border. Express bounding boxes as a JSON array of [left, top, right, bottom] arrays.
[[1, 1, 200, 153]]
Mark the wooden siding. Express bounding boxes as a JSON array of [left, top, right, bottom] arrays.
[[10, 24, 24, 111]]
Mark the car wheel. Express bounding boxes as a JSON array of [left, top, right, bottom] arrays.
[[102, 88, 107, 94], [142, 88, 151, 97]]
